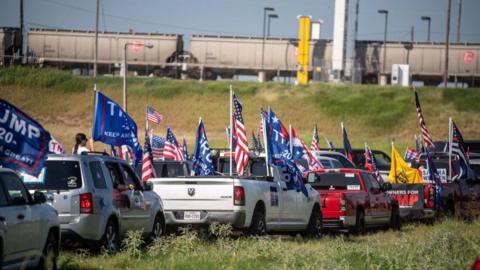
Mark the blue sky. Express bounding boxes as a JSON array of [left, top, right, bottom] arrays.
[[1, 0, 479, 43]]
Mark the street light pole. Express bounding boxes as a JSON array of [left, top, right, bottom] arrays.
[[421, 16, 431, 42], [123, 42, 153, 113], [378, 9, 388, 75], [267, 14, 278, 37], [261, 7, 274, 71], [444, 0, 452, 87], [94, 0, 99, 77], [456, 0, 462, 42]]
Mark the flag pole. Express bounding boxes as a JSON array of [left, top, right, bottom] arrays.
[[263, 107, 270, 177], [448, 117, 452, 182], [229, 85, 233, 177], [289, 124, 292, 154]]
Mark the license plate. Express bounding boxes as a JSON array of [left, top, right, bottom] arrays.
[[183, 211, 201, 220]]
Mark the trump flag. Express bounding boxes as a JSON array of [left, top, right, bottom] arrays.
[[92, 91, 142, 165]]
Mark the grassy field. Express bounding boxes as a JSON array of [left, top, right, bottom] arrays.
[[1, 67, 480, 153], [57, 220, 480, 270]]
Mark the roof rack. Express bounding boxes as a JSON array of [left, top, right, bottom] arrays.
[[80, 151, 110, 156]]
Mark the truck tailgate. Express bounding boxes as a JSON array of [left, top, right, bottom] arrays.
[[151, 178, 234, 211], [319, 191, 343, 219]]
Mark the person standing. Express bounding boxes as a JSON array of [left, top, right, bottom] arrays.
[[72, 133, 92, 155]]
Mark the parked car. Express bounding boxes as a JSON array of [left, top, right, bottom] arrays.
[[135, 160, 191, 178], [306, 168, 400, 234], [23, 153, 165, 252], [313, 150, 356, 169], [411, 152, 480, 219], [149, 157, 322, 237], [0, 168, 60, 270]]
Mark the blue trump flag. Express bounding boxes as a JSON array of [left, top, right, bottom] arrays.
[[0, 98, 63, 176], [92, 91, 142, 165], [265, 109, 308, 197], [425, 151, 443, 210], [192, 118, 214, 176]]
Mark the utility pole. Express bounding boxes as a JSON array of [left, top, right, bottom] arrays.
[[94, 0, 99, 77], [444, 0, 452, 87], [456, 0, 462, 42], [410, 26, 414, 42], [20, 0, 24, 62], [351, 0, 360, 83]]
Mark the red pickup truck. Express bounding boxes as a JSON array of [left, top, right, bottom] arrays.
[[306, 169, 400, 234]]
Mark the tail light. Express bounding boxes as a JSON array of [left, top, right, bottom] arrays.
[[80, 193, 93, 214], [339, 193, 346, 212], [234, 186, 245, 206]]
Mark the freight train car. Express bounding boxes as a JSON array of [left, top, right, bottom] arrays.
[[0, 27, 21, 66], [27, 28, 182, 76], [188, 35, 324, 80], [356, 40, 480, 86]]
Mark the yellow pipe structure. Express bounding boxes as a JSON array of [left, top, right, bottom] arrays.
[[297, 16, 311, 85]]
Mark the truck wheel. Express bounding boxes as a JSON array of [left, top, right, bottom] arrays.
[[445, 201, 455, 218], [150, 213, 166, 240], [303, 205, 323, 238], [101, 218, 119, 253], [248, 207, 266, 236], [351, 210, 366, 235], [38, 232, 58, 270], [390, 207, 401, 231]]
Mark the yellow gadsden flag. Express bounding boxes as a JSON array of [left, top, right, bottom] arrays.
[[388, 143, 423, 184]]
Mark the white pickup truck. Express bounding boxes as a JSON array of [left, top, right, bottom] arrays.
[[149, 161, 322, 236]]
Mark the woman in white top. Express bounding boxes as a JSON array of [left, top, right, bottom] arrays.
[[72, 133, 90, 155]]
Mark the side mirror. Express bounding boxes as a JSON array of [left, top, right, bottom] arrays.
[[33, 191, 47, 204], [370, 187, 381, 194], [144, 181, 153, 191]]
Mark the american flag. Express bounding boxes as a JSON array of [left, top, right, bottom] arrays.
[[252, 131, 263, 153], [182, 136, 188, 160], [164, 127, 184, 161], [450, 119, 469, 180], [404, 148, 420, 162], [364, 144, 383, 184], [291, 127, 323, 171], [142, 129, 156, 182], [415, 91, 434, 148], [151, 134, 165, 160], [233, 94, 249, 176], [146, 106, 163, 124], [258, 107, 268, 135], [310, 124, 320, 151]]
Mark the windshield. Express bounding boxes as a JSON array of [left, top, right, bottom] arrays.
[[23, 160, 82, 190], [308, 172, 362, 191]]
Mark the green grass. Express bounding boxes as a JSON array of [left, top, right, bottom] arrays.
[[1, 66, 480, 153], [58, 220, 480, 270]]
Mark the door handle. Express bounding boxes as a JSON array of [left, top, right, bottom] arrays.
[[17, 214, 25, 220]]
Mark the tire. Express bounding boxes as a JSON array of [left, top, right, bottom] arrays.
[[150, 213, 166, 240], [303, 205, 323, 238], [351, 210, 366, 235], [445, 201, 455, 218], [390, 207, 401, 231], [248, 206, 266, 236], [100, 218, 119, 253], [37, 232, 58, 270]]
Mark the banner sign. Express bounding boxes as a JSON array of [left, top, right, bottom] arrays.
[[92, 91, 142, 165], [386, 184, 424, 210], [0, 98, 62, 176]]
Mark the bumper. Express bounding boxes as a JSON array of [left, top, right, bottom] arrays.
[[399, 208, 436, 220], [323, 216, 356, 229], [164, 210, 246, 228], [60, 214, 104, 242]]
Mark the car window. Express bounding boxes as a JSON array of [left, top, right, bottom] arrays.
[[362, 173, 380, 190], [322, 154, 355, 168], [106, 162, 125, 187], [250, 160, 267, 176], [24, 160, 82, 190], [165, 163, 184, 177], [120, 164, 142, 190], [331, 159, 343, 168], [320, 160, 332, 168], [1, 172, 30, 205], [0, 181, 7, 206], [90, 161, 107, 189], [307, 172, 362, 190]]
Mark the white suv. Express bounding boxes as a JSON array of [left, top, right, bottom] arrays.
[[0, 168, 60, 270]]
